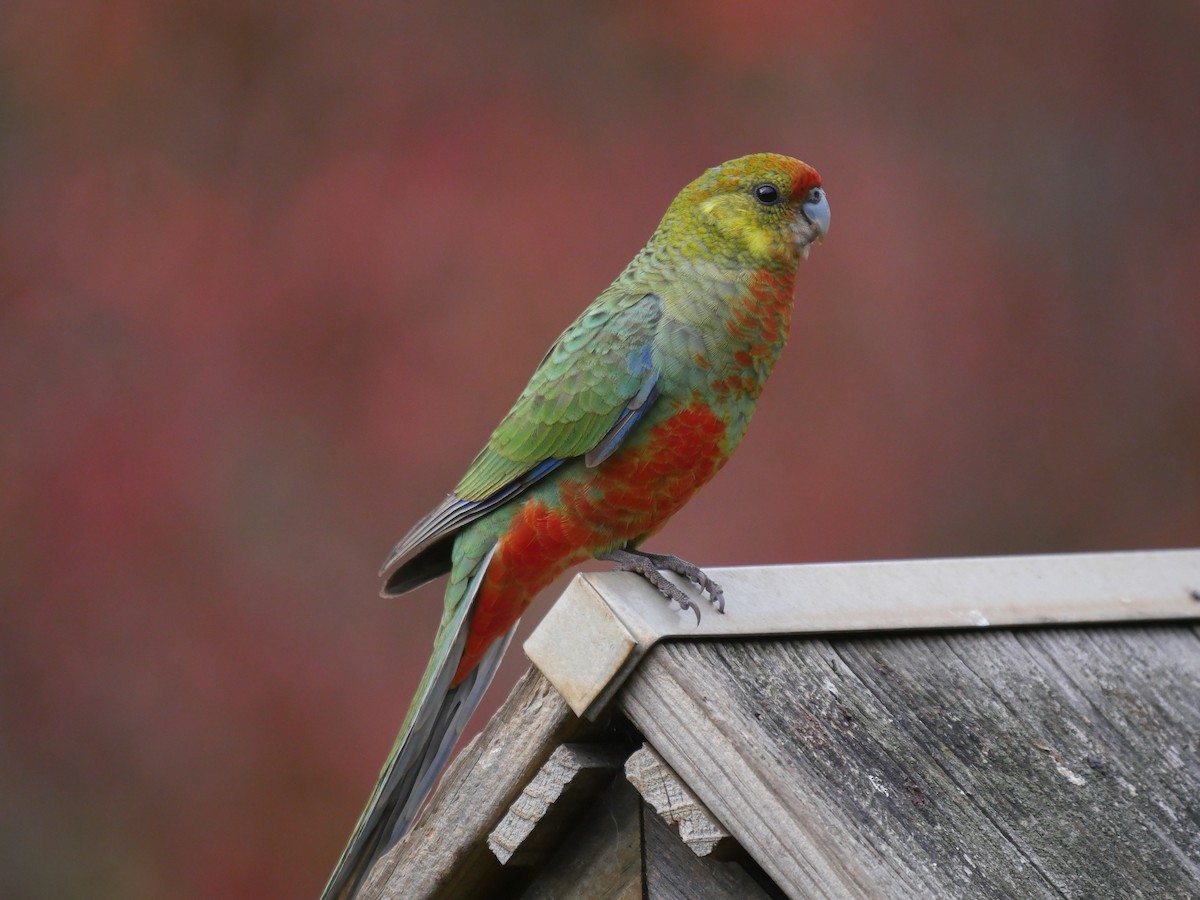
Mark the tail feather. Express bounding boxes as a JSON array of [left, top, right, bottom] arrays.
[[322, 544, 514, 900]]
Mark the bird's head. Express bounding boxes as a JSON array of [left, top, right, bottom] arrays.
[[663, 153, 829, 270]]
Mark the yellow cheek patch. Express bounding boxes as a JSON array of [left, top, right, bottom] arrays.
[[701, 196, 776, 258], [741, 223, 775, 257]]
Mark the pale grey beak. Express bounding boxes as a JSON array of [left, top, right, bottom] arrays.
[[801, 187, 830, 239]]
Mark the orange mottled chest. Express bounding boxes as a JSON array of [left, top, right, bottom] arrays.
[[452, 402, 727, 682], [570, 401, 729, 535]]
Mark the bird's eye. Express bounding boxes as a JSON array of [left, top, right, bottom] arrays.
[[753, 183, 781, 205]]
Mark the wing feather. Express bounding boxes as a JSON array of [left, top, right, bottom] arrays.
[[455, 289, 662, 501], [380, 289, 663, 592]]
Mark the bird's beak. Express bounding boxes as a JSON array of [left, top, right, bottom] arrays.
[[794, 187, 830, 260], [802, 188, 830, 240]]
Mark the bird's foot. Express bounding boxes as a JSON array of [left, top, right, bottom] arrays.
[[601, 548, 725, 624]]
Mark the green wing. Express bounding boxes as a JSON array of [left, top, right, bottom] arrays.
[[380, 288, 662, 595], [455, 287, 662, 501]]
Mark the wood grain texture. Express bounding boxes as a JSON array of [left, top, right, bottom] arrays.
[[642, 799, 776, 900], [618, 625, 1200, 899], [516, 775, 644, 900], [625, 743, 730, 857], [516, 763, 777, 900], [361, 666, 597, 899], [489, 742, 627, 866]]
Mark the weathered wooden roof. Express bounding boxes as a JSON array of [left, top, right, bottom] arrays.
[[526, 550, 1200, 718], [359, 549, 1200, 899]]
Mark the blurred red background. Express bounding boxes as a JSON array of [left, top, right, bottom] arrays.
[[2, 1, 1198, 896]]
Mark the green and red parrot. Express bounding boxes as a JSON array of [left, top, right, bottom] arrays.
[[323, 152, 829, 898]]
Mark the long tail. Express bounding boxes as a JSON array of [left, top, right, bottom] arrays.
[[322, 544, 513, 900]]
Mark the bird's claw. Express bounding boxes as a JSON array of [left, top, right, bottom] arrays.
[[602, 548, 723, 623], [647, 572, 701, 625]]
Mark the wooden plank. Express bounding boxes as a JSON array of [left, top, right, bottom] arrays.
[[516, 764, 775, 900], [516, 775, 643, 900], [360, 666, 598, 900], [625, 744, 731, 857], [642, 800, 775, 900], [619, 625, 1200, 899], [489, 743, 627, 866], [527, 550, 1200, 717]]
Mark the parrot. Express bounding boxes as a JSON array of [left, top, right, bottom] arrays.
[[322, 152, 829, 899]]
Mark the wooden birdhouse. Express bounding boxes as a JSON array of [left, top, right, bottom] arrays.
[[355, 549, 1200, 899]]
